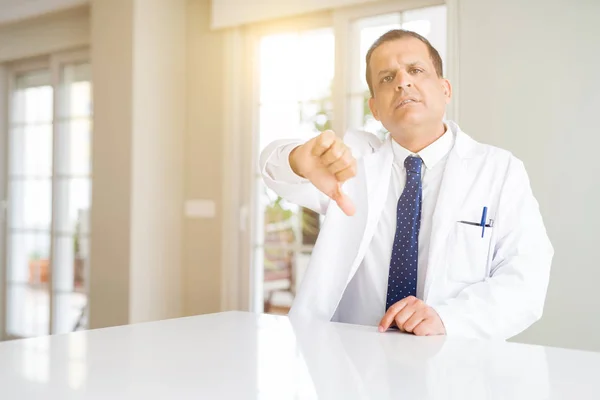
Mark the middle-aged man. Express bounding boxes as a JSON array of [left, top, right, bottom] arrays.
[[259, 29, 553, 339]]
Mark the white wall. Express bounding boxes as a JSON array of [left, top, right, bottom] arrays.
[[89, 0, 135, 328], [129, 0, 186, 323], [89, 0, 185, 328], [183, 0, 226, 317], [456, 0, 600, 351]]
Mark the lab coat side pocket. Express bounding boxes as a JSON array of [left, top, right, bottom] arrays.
[[448, 223, 493, 284]]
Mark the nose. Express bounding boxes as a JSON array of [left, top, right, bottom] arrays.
[[395, 71, 413, 91]]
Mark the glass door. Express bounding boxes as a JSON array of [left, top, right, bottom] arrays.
[[6, 68, 54, 337], [3, 52, 92, 339], [252, 26, 335, 314]]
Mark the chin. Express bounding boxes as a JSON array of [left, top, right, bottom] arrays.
[[387, 111, 425, 128]]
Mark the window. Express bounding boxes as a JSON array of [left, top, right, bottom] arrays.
[[254, 27, 334, 313], [2, 52, 92, 339], [235, 2, 447, 314]]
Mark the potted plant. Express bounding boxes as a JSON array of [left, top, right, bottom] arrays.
[[28, 250, 49, 284]]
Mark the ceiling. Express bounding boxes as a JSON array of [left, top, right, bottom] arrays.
[[0, 0, 88, 26]]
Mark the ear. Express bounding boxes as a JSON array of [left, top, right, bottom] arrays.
[[368, 97, 380, 121], [441, 79, 452, 104]]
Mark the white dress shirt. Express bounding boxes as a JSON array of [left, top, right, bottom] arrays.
[[333, 128, 454, 326]]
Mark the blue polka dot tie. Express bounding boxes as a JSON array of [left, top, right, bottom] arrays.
[[386, 155, 423, 310]]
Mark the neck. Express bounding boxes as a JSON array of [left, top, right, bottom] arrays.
[[390, 122, 446, 153]]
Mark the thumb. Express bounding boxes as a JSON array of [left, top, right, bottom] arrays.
[[330, 183, 356, 216]]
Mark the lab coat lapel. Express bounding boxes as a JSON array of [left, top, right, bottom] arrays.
[[424, 129, 474, 300], [345, 138, 394, 285]]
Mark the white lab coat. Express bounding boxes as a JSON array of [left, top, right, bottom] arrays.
[[260, 121, 553, 340]]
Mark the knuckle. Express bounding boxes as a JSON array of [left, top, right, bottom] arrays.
[[332, 145, 344, 159], [319, 131, 334, 146], [321, 129, 335, 141]]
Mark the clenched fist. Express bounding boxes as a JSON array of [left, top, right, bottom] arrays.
[[289, 130, 357, 216]]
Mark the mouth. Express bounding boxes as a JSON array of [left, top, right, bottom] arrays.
[[395, 98, 419, 109]]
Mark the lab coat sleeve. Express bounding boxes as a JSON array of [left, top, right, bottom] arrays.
[[431, 158, 554, 340], [259, 139, 331, 215]]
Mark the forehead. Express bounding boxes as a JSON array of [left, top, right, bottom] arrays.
[[369, 37, 432, 70]]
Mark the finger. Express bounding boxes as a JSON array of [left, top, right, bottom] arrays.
[[311, 130, 336, 157], [378, 296, 414, 332], [394, 304, 418, 332], [413, 319, 435, 336], [327, 149, 354, 174], [334, 164, 357, 183], [320, 140, 345, 165], [402, 309, 427, 333], [330, 184, 356, 216]]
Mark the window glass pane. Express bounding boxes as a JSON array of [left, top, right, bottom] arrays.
[[49, 61, 93, 334], [56, 120, 92, 176], [54, 178, 91, 235], [352, 13, 402, 95], [297, 29, 335, 102], [258, 103, 300, 152], [12, 71, 53, 124], [9, 124, 53, 177], [402, 5, 447, 66], [52, 235, 89, 293], [7, 232, 51, 284], [255, 27, 333, 313], [8, 179, 52, 230], [259, 33, 300, 104], [7, 285, 50, 337], [53, 292, 87, 334], [59, 63, 92, 119], [261, 248, 315, 316], [259, 29, 334, 104]]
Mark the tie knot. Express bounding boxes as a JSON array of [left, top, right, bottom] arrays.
[[404, 156, 422, 174]]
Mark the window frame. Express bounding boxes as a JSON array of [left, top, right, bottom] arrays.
[[1, 48, 91, 340]]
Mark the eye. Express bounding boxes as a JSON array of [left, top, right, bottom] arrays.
[[381, 75, 393, 83], [410, 68, 424, 74]]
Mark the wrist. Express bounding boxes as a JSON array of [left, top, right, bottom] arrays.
[[289, 145, 305, 178]]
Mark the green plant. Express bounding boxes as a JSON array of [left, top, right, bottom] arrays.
[[264, 195, 294, 224], [29, 250, 42, 261]]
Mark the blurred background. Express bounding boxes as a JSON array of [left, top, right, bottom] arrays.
[[0, 0, 598, 358]]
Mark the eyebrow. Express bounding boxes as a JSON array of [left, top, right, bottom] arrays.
[[376, 62, 426, 77], [377, 69, 396, 77]]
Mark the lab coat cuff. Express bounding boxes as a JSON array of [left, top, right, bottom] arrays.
[[263, 143, 309, 184], [430, 304, 459, 337]]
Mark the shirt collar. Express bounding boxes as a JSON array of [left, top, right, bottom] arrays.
[[391, 125, 454, 170]]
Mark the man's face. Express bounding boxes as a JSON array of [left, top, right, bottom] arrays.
[[368, 37, 451, 134]]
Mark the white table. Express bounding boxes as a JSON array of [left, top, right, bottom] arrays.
[[0, 311, 599, 399]]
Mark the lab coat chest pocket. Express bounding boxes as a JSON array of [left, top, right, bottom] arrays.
[[448, 221, 493, 283]]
